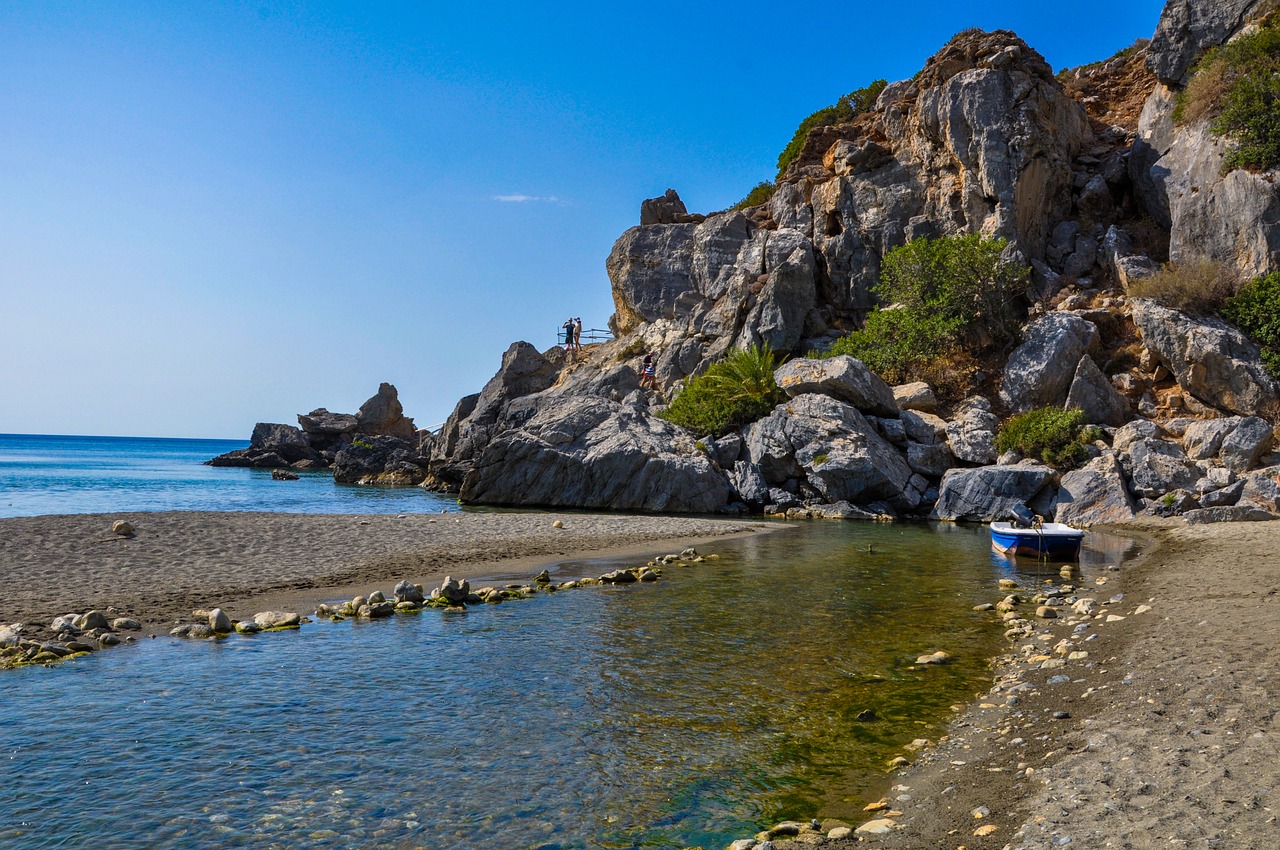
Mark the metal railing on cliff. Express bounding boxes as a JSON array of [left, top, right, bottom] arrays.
[[557, 327, 613, 345]]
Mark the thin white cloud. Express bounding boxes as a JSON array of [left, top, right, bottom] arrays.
[[492, 194, 560, 203]]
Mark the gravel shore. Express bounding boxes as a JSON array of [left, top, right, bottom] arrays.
[[0, 510, 774, 635]]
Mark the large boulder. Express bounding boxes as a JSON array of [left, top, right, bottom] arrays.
[[1146, 0, 1267, 86], [1123, 437, 1201, 498], [774, 356, 899, 417], [1239, 466, 1280, 511], [460, 397, 733, 512], [1054, 452, 1136, 526], [333, 436, 425, 486], [1064, 355, 1131, 427], [931, 463, 1056, 522], [945, 397, 999, 465], [356, 383, 416, 440], [743, 394, 917, 509], [640, 189, 703, 226], [432, 342, 562, 479], [607, 223, 699, 333], [893, 382, 938, 413], [1000, 314, 1098, 413], [249, 423, 318, 463], [1130, 299, 1280, 416], [207, 422, 318, 468], [297, 408, 358, 451], [1183, 416, 1275, 471]]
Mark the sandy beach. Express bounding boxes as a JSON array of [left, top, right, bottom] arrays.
[[0, 510, 775, 635]]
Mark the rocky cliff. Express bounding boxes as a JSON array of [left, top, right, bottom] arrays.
[[213, 1, 1280, 525]]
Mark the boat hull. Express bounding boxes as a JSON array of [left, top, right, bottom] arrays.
[[990, 523, 1083, 559]]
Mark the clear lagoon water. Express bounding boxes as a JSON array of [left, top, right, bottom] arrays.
[[0, 432, 1137, 848], [0, 433, 458, 517], [0, 520, 1135, 850]]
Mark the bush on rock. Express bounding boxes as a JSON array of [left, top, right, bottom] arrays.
[[1221, 272, 1280, 380], [659, 344, 785, 436], [775, 79, 886, 178], [1126, 257, 1241, 315], [815, 235, 1028, 395], [995, 407, 1099, 470], [1176, 13, 1280, 172]]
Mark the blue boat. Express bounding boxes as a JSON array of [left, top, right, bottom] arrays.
[[990, 520, 1084, 559]]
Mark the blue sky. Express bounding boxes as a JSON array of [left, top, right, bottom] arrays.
[[0, 0, 1165, 439]]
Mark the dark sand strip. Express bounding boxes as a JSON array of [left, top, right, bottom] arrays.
[[0, 511, 776, 633]]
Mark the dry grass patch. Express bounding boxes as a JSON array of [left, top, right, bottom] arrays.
[[1126, 258, 1241, 315]]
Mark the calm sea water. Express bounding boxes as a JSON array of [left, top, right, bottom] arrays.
[[0, 522, 1136, 850], [0, 433, 458, 517]]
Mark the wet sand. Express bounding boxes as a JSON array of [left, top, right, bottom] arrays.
[[0, 511, 775, 634]]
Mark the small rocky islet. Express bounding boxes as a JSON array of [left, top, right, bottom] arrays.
[[211, 6, 1280, 532]]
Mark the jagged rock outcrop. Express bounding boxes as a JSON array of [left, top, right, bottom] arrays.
[[1146, 0, 1266, 86], [640, 189, 705, 226], [1132, 1, 1280, 278], [206, 422, 319, 468], [1000, 314, 1098, 413], [1131, 298, 1280, 416], [931, 463, 1056, 522], [744, 394, 918, 509], [207, 384, 416, 472], [204, 9, 1280, 528], [333, 435, 425, 485], [774, 356, 899, 417], [1064, 355, 1132, 427], [427, 342, 562, 488], [608, 29, 1089, 382], [297, 408, 359, 451], [1054, 452, 1136, 526], [460, 396, 732, 512], [356, 382, 416, 440]]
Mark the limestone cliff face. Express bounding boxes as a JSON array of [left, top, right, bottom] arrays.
[[608, 29, 1090, 367], [1132, 2, 1280, 278]]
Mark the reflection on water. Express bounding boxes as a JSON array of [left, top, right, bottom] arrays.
[[0, 522, 1136, 849]]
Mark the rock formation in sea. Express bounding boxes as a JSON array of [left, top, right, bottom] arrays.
[[213, 0, 1280, 525]]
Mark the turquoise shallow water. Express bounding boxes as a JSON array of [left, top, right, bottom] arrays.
[[0, 434, 458, 517], [0, 522, 1134, 850]]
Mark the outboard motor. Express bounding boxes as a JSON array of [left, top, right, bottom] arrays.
[[1008, 503, 1036, 528]]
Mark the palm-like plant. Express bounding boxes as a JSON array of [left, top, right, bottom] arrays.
[[703, 343, 786, 405]]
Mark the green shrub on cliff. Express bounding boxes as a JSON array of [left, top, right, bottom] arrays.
[[775, 80, 887, 178], [1222, 272, 1280, 379], [995, 407, 1098, 470], [1175, 13, 1280, 172], [659, 344, 785, 436], [730, 181, 777, 211], [815, 235, 1028, 394]]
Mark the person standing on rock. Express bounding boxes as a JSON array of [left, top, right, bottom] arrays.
[[573, 317, 583, 352], [639, 351, 657, 389], [562, 318, 576, 354]]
